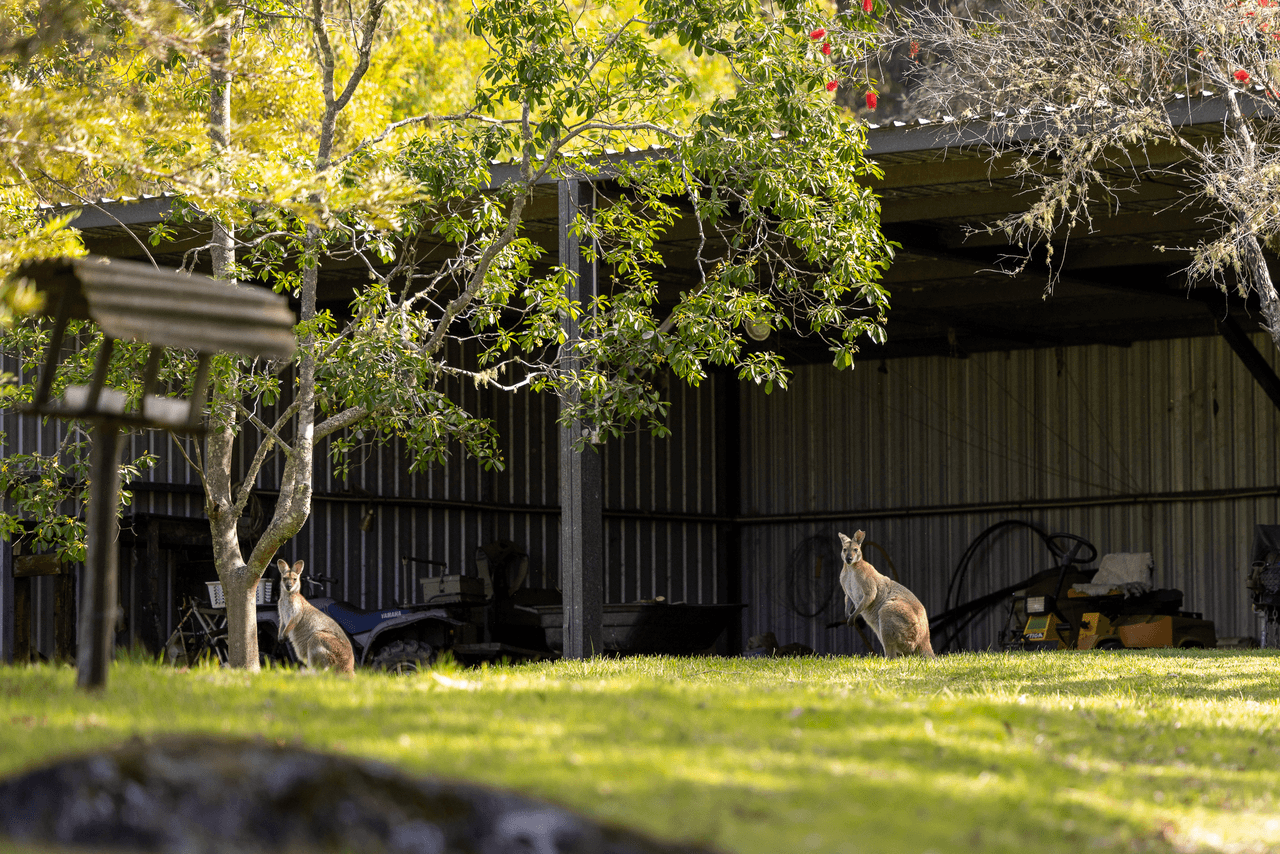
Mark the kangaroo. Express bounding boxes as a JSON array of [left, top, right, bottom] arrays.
[[276, 559, 355, 674], [838, 531, 935, 659]]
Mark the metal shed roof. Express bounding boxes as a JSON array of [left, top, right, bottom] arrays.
[[40, 95, 1274, 366]]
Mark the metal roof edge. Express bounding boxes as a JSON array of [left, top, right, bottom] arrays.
[[44, 194, 176, 229], [862, 90, 1266, 157], [40, 91, 1261, 223]]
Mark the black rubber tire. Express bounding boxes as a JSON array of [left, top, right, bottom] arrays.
[[371, 639, 436, 673], [1096, 639, 1125, 650], [257, 628, 296, 668]]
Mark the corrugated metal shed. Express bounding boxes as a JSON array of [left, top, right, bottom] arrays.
[[5, 330, 1279, 658], [0, 346, 726, 659], [8, 101, 1280, 661], [739, 335, 1280, 654]]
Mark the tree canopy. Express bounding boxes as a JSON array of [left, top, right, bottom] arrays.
[[1, 0, 895, 668], [885, 0, 1280, 352]]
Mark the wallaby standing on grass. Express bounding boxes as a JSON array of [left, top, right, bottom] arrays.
[[838, 531, 936, 659], [276, 559, 355, 674]]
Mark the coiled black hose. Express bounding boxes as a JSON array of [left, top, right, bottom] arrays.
[[938, 520, 1096, 652]]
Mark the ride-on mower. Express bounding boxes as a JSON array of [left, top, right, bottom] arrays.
[[925, 524, 1217, 653], [255, 545, 556, 671], [1012, 549, 1216, 651]]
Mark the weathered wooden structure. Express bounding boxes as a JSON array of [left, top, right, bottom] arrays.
[[13, 257, 294, 684]]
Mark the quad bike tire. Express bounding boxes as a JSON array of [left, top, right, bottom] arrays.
[[257, 627, 296, 668], [371, 639, 436, 673]]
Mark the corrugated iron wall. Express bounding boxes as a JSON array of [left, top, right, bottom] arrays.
[[739, 335, 1280, 654], [603, 375, 722, 606], [8, 329, 1280, 659], [2, 347, 724, 659]]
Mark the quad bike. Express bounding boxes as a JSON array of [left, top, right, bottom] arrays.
[[257, 572, 465, 672]]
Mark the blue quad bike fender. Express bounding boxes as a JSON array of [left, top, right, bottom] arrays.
[[341, 609, 464, 666]]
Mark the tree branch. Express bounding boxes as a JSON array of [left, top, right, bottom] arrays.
[[168, 433, 204, 480], [315, 405, 372, 440], [234, 400, 295, 456]]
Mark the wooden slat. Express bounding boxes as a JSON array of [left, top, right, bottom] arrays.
[[13, 554, 63, 577], [17, 256, 296, 360]]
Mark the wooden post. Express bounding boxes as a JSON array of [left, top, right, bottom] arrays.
[[715, 371, 744, 654], [145, 517, 163, 654], [13, 552, 69, 663], [558, 178, 603, 660], [54, 573, 75, 662], [0, 539, 12, 663], [76, 422, 123, 690], [12, 577, 30, 663]]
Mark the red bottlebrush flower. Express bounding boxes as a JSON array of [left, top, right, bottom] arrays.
[[809, 27, 826, 40], [827, 80, 840, 92], [865, 89, 878, 109], [821, 41, 832, 56], [862, 0, 874, 12], [909, 40, 920, 58], [1236, 68, 1251, 82]]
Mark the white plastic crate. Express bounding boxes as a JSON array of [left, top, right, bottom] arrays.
[[205, 580, 272, 609]]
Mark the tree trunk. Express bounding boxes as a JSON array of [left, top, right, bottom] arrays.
[[207, 1, 369, 667], [1220, 90, 1280, 354], [221, 561, 260, 668], [234, 241, 319, 668], [1242, 231, 1280, 354], [204, 20, 262, 670]]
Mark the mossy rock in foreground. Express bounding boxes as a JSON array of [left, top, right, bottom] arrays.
[[0, 735, 719, 854]]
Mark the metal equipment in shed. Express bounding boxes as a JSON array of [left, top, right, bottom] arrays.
[[1009, 550, 1217, 651], [1246, 524, 1280, 646], [13, 255, 295, 688]]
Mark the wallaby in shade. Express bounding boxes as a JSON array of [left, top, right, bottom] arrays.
[[276, 559, 356, 674], [838, 531, 936, 658]]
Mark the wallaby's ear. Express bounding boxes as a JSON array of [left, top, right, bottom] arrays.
[[293, 560, 305, 574], [838, 532, 851, 547], [854, 530, 866, 545], [276, 559, 289, 574]]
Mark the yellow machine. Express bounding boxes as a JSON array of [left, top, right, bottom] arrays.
[[935, 526, 1218, 653], [1075, 609, 1215, 650], [1017, 572, 1216, 651]]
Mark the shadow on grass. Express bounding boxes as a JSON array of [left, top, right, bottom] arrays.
[[0, 652, 1278, 854]]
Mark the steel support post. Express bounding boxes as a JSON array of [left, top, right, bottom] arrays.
[[0, 534, 12, 664], [76, 422, 122, 690], [557, 178, 603, 660]]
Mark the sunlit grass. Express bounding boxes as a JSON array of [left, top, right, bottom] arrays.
[[1, 651, 1279, 853]]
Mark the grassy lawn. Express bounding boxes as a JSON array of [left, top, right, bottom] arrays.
[[1, 650, 1278, 853]]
